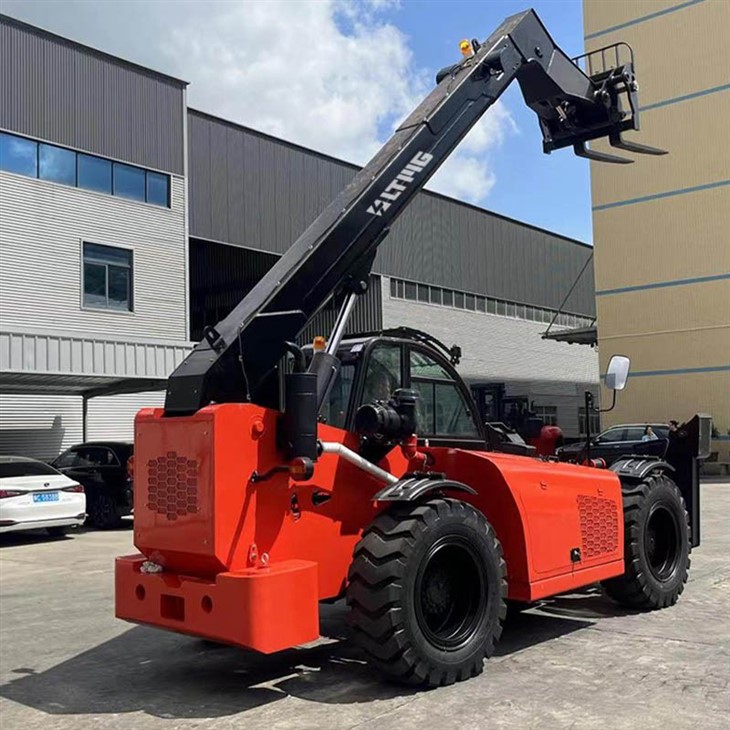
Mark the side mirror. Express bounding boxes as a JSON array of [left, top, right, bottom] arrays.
[[605, 354, 630, 391]]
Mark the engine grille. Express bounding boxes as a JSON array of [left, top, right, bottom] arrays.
[[577, 494, 620, 559], [147, 452, 199, 521]]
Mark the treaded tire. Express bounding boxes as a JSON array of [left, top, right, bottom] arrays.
[[347, 498, 507, 687], [602, 472, 690, 610], [87, 493, 121, 529]]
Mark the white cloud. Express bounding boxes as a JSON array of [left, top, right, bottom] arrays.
[[427, 103, 517, 201], [161, 0, 515, 205], [2, 0, 515, 207]]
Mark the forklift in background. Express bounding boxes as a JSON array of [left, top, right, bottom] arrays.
[[470, 382, 564, 456], [116, 9, 711, 688]]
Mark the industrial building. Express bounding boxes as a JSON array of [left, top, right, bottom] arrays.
[[583, 0, 730, 464], [0, 13, 599, 459]]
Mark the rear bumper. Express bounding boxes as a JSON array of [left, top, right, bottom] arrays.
[[0, 514, 86, 534], [115, 555, 320, 653]]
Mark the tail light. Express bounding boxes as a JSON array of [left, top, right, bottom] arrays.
[[62, 484, 84, 493], [0, 490, 23, 499]]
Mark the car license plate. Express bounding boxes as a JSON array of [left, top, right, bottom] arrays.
[[33, 492, 59, 503]]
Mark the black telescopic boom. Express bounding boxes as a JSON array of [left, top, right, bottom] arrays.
[[165, 8, 658, 415]]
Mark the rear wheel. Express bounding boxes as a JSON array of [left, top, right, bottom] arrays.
[[347, 498, 506, 687], [87, 493, 120, 529], [602, 472, 690, 609]]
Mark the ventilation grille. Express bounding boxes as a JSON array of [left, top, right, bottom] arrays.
[[577, 494, 619, 559], [147, 452, 199, 521]]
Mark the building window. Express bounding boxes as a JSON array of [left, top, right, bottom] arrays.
[[78, 153, 112, 194], [534, 405, 558, 426], [83, 242, 133, 312], [578, 407, 601, 436], [386, 276, 591, 329], [146, 171, 170, 207], [0, 132, 37, 177], [113, 162, 145, 202], [39, 143, 76, 186], [0, 131, 169, 207]]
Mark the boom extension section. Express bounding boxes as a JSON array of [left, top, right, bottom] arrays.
[[165, 9, 663, 415]]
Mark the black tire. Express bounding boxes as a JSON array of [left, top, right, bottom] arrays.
[[87, 493, 121, 529], [46, 526, 68, 537], [347, 498, 507, 687], [601, 472, 690, 610]]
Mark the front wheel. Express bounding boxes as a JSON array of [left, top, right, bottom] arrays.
[[602, 472, 690, 610], [347, 498, 507, 687]]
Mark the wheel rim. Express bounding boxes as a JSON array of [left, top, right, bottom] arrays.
[[414, 536, 486, 651], [644, 503, 681, 581]]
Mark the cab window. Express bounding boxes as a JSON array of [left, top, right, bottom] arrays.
[[409, 349, 479, 438], [320, 362, 355, 429], [361, 345, 402, 404]]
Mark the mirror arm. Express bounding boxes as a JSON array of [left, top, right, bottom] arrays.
[[584, 389, 618, 461], [598, 390, 618, 414]]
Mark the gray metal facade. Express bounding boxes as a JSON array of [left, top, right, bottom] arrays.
[[0, 14, 186, 174], [188, 109, 596, 317]]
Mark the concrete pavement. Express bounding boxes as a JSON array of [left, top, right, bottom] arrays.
[[1, 483, 728, 729]]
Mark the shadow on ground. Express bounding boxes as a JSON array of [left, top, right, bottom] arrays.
[[0, 594, 616, 720]]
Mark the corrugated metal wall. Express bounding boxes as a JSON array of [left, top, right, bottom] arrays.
[[0, 15, 185, 174], [187, 110, 596, 317], [87, 391, 165, 441], [0, 172, 188, 342], [300, 276, 382, 343], [0, 394, 82, 460], [190, 238, 382, 341], [0, 391, 166, 459]]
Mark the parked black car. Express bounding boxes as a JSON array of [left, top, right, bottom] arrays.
[[52, 442, 133, 528], [557, 423, 671, 466]]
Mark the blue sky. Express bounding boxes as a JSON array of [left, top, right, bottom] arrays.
[[3, 0, 593, 243], [390, 0, 592, 242]]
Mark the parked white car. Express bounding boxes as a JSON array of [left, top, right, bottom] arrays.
[[0, 456, 86, 536]]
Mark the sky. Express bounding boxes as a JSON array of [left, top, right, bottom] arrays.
[[1, 0, 593, 242]]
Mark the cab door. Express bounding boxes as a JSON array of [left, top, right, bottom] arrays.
[[406, 345, 484, 447]]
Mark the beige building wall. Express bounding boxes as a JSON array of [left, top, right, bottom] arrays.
[[583, 0, 730, 461]]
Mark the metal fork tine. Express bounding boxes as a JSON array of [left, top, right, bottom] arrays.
[[574, 141, 633, 164], [609, 132, 668, 156]]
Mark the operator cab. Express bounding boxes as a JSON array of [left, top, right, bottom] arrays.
[[308, 332, 484, 449]]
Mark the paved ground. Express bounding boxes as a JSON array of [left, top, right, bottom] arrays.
[[1, 483, 728, 730]]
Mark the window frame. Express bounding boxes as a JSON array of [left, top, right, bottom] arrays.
[[0, 131, 170, 207], [578, 407, 601, 436], [533, 405, 558, 427], [405, 343, 484, 444], [0, 131, 39, 178], [80, 240, 135, 314]]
